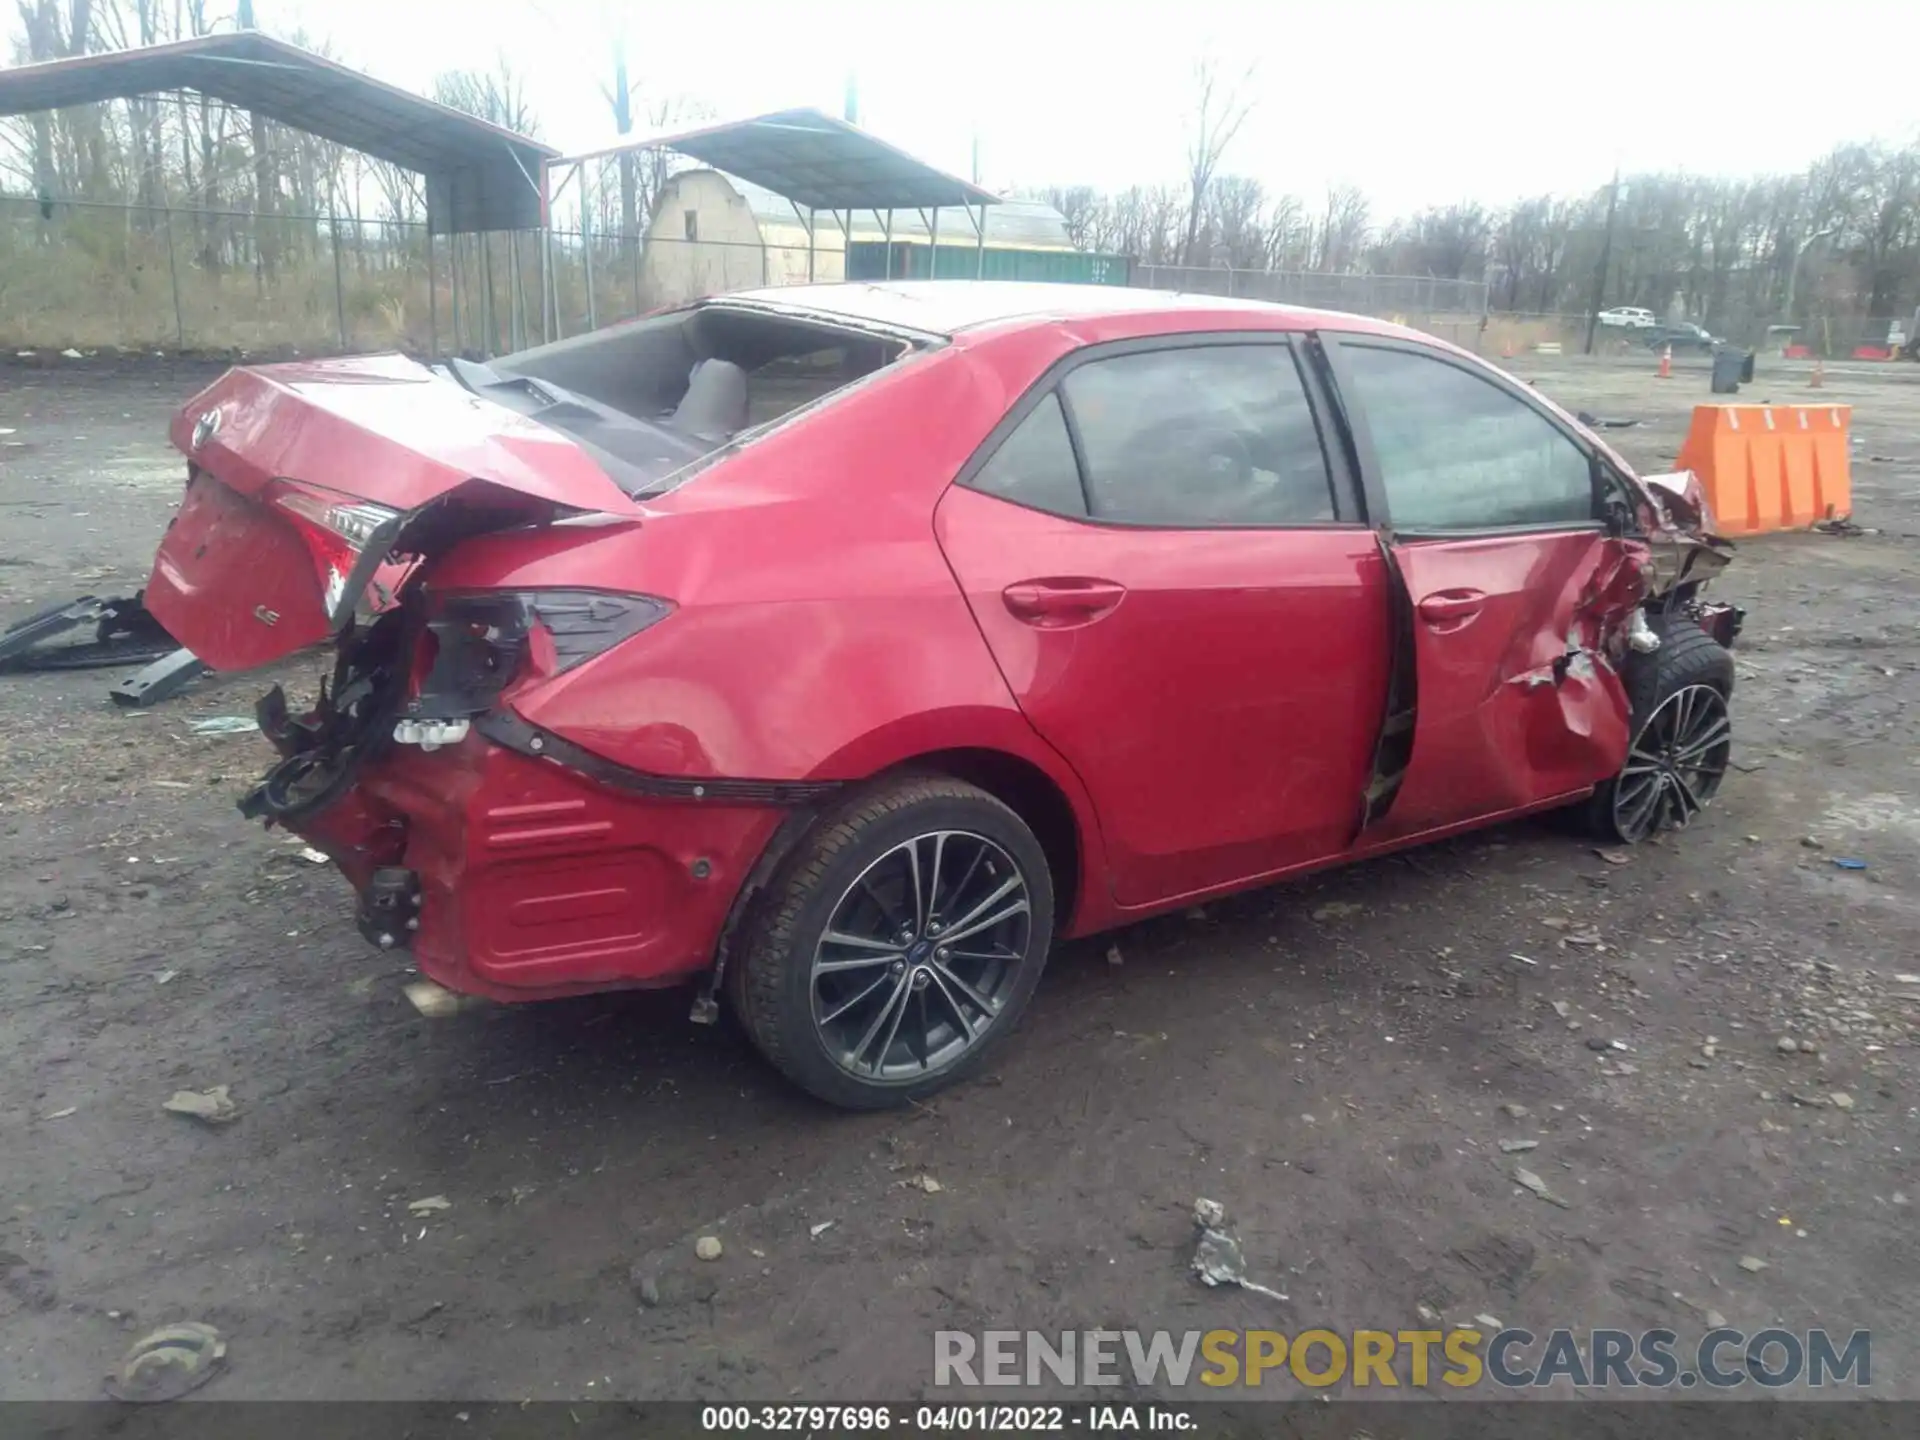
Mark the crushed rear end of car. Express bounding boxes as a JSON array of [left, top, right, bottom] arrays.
[[143, 299, 920, 998]]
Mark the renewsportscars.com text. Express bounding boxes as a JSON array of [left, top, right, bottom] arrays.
[[933, 1327, 1871, 1390]]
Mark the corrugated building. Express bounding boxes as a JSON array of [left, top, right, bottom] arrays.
[[640, 169, 1122, 306]]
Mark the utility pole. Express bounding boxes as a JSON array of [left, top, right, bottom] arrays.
[[1583, 165, 1620, 357], [1783, 225, 1836, 326]]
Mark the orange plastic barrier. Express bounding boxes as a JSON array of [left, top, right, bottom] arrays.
[[1674, 404, 1851, 536]]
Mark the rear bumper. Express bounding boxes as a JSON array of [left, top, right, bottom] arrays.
[[266, 729, 785, 1001]]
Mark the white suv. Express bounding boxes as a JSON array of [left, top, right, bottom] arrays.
[[1598, 307, 1657, 328]]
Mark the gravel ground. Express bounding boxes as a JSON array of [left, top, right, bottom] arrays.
[[1, 348, 1917, 1403]]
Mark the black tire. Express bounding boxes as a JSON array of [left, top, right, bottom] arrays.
[[1582, 611, 1735, 842], [733, 775, 1055, 1110]]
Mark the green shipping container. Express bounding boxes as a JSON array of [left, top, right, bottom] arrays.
[[846, 242, 1130, 286]]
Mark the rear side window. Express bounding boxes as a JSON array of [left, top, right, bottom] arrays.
[[1339, 344, 1596, 532], [1061, 345, 1337, 526], [972, 393, 1088, 517]]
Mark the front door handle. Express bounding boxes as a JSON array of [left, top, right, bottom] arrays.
[[1002, 578, 1128, 626], [1416, 589, 1486, 624]]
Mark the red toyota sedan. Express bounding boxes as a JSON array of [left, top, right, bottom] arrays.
[[144, 283, 1740, 1108]]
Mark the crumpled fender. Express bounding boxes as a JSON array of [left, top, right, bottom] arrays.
[[1502, 537, 1653, 790], [1640, 469, 1736, 596]]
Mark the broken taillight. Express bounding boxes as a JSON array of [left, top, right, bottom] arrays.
[[395, 589, 672, 748], [265, 478, 404, 625]]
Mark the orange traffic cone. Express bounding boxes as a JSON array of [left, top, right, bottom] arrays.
[[1656, 344, 1672, 379], [1810, 358, 1825, 389]]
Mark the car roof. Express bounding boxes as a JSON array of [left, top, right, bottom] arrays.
[[710, 280, 1398, 342]]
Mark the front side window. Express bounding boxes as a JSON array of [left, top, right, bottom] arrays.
[[1060, 344, 1337, 527], [1338, 343, 1596, 532]]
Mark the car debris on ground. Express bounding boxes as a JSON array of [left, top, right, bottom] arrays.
[[188, 716, 259, 735], [160, 1085, 238, 1126], [1190, 1198, 1288, 1301], [0, 593, 180, 675], [104, 1322, 226, 1402], [1513, 1167, 1571, 1208], [402, 980, 468, 1018]]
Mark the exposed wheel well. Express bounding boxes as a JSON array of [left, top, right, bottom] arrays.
[[882, 748, 1083, 929]]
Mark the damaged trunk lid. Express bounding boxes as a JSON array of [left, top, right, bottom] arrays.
[[146, 354, 642, 670]]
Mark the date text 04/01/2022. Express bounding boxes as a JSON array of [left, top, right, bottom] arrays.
[[698, 1403, 1196, 1431]]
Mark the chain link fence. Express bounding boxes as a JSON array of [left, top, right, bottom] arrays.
[[11, 197, 1914, 365], [3, 194, 442, 354], [1128, 264, 1489, 319], [49, 196, 1813, 368], [0, 196, 876, 356], [1129, 265, 1495, 353]]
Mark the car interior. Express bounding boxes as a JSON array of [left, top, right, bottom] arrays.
[[449, 303, 912, 495]]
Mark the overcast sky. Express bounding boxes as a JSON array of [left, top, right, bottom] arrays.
[[278, 0, 1915, 216]]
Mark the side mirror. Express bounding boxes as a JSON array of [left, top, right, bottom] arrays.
[[1593, 457, 1635, 536], [1602, 491, 1635, 537]]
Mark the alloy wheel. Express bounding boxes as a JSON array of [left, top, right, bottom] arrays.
[[810, 830, 1033, 1082], [1612, 683, 1731, 842]]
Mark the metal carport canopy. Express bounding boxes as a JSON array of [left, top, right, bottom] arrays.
[[0, 31, 557, 234], [550, 107, 999, 213]]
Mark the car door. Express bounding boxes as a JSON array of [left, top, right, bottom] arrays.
[[1317, 333, 1639, 841], [934, 336, 1389, 908]]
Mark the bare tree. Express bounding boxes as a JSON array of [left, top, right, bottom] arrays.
[[1203, 175, 1268, 269], [1315, 184, 1370, 273], [1260, 192, 1308, 270], [1036, 184, 1102, 250], [1179, 58, 1254, 266], [15, 0, 97, 204], [432, 56, 541, 138], [598, 21, 640, 238]]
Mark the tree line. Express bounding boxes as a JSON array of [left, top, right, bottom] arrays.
[[1028, 137, 1918, 338]]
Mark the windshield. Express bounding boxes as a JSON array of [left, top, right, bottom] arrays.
[[448, 303, 915, 498]]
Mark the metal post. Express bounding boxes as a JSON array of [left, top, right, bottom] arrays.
[[884, 208, 894, 279], [540, 227, 553, 343], [930, 207, 939, 279], [582, 206, 597, 332], [508, 229, 523, 351], [807, 207, 816, 282], [330, 209, 348, 353], [630, 226, 642, 318], [826, 209, 850, 283], [161, 202, 185, 353], [450, 233, 464, 356], [428, 229, 440, 360], [975, 202, 986, 279], [1583, 165, 1621, 357], [481, 232, 497, 356]]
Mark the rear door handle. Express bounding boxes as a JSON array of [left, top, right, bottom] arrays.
[[1416, 589, 1486, 624], [1002, 578, 1128, 626]]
